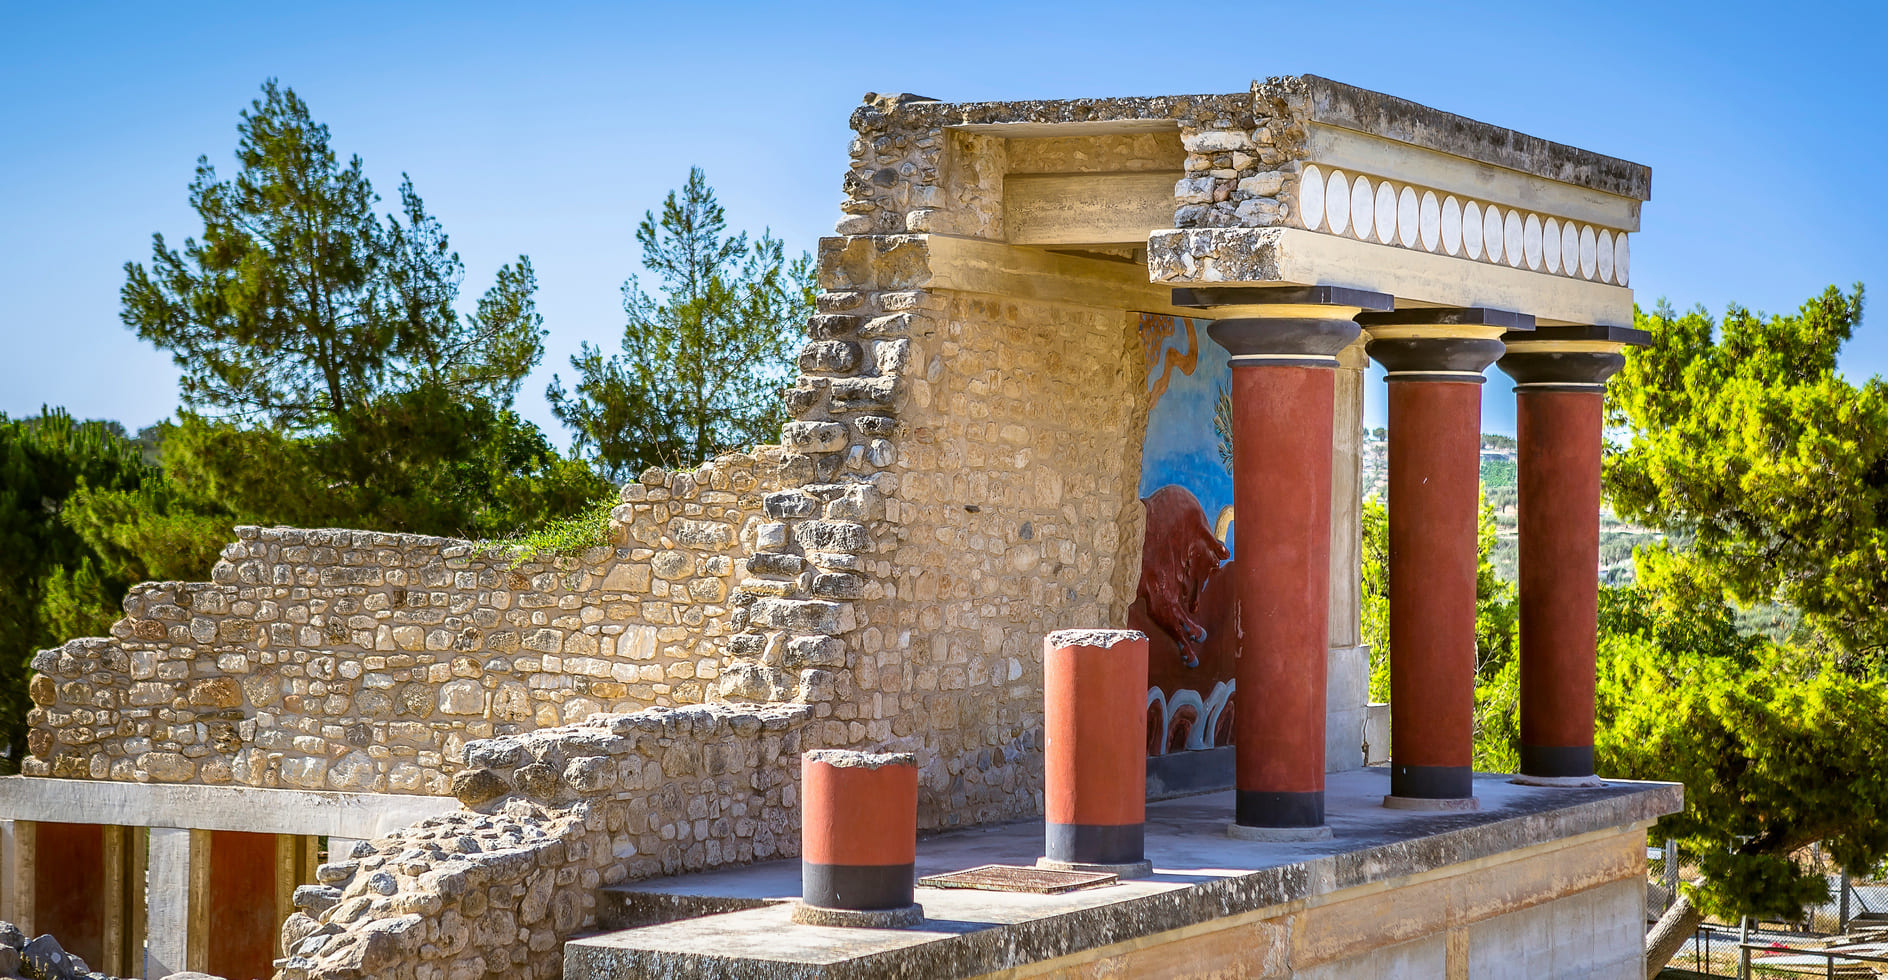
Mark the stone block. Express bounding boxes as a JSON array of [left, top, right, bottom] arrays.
[[792, 521, 871, 554], [798, 341, 863, 374], [782, 422, 849, 454]]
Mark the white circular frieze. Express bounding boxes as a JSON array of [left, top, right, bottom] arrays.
[[1596, 229, 1615, 282], [1397, 186, 1420, 248], [1483, 205, 1505, 264], [1523, 214, 1543, 270], [1503, 210, 1525, 268], [1375, 181, 1397, 245], [1461, 201, 1483, 260], [1326, 170, 1350, 235], [1579, 224, 1598, 280], [1441, 195, 1462, 255], [1542, 217, 1562, 274], [1419, 190, 1440, 251], [1351, 176, 1375, 240], [1300, 165, 1324, 231], [1613, 233, 1630, 286]]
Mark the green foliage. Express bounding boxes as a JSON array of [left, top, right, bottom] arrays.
[[1478, 456, 1516, 488], [548, 168, 813, 480], [484, 494, 618, 569], [0, 410, 176, 766], [1607, 286, 1887, 664], [121, 80, 545, 428], [1599, 632, 1888, 921]]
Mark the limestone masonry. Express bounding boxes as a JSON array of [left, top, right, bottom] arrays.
[[4, 74, 1665, 980]]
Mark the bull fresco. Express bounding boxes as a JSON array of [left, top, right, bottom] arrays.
[[1130, 313, 1239, 757]]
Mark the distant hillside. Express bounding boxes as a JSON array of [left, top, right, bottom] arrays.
[[1358, 429, 1659, 585]]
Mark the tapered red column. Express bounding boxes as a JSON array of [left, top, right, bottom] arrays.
[[1361, 308, 1531, 808], [1039, 629, 1151, 876], [1178, 285, 1391, 839], [1498, 326, 1648, 784], [794, 750, 922, 928]]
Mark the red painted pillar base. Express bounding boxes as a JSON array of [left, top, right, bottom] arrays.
[[794, 750, 923, 928], [1039, 629, 1152, 876]]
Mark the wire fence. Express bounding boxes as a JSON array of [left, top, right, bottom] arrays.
[[1649, 840, 1888, 978]]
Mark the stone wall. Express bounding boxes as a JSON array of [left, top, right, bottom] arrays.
[[279, 703, 808, 980], [25, 453, 780, 793]]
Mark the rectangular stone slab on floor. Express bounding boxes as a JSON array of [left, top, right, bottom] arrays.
[[565, 768, 1680, 979]]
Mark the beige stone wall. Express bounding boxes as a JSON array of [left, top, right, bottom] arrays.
[[987, 823, 1649, 979], [25, 453, 780, 794], [869, 287, 1149, 828], [280, 703, 809, 980]]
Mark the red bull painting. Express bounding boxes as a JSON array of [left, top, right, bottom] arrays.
[[1130, 313, 1239, 757]]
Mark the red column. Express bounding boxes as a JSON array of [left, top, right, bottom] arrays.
[[1497, 325, 1644, 783], [1385, 380, 1483, 803], [1040, 630, 1151, 875], [1361, 307, 1525, 808], [1177, 284, 1390, 839], [1230, 363, 1335, 833], [794, 750, 922, 928], [1515, 390, 1602, 779]]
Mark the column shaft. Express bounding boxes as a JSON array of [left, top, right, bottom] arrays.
[[1232, 363, 1334, 827], [1387, 381, 1481, 799], [1517, 389, 1602, 777]]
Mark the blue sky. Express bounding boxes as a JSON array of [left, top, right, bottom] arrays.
[[3, 1, 1883, 437]]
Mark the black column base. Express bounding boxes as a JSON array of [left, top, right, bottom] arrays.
[[1520, 744, 1595, 779], [1045, 822, 1145, 865], [1235, 789, 1325, 828], [1390, 764, 1473, 800], [802, 862, 914, 911]]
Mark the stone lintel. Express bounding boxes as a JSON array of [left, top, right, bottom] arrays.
[[0, 776, 456, 838], [1171, 285, 1394, 313], [1358, 307, 1536, 332], [1501, 324, 1653, 346], [1149, 227, 1634, 328], [1296, 75, 1652, 203]]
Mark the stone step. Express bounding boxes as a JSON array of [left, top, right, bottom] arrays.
[[592, 880, 785, 932]]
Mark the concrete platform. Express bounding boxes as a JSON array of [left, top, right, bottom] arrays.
[[566, 768, 1681, 979]]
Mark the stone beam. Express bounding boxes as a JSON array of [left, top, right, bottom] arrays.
[[924, 234, 1200, 315], [0, 777, 456, 838], [1148, 227, 1634, 327], [1004, 172, 1177, 246]]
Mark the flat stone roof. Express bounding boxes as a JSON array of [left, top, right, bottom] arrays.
[[861, 75, 1649, 202], [565, 768, 1680, 979]]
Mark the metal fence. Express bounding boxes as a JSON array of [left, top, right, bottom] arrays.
[[1647, 841, 1888, 978]]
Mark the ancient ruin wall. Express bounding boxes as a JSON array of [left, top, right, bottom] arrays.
[[280, 703, 808, 980], [25, 453, 782, 793]]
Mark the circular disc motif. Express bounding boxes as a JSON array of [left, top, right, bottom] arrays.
[[1504, 210, 1525, 268], [1351, 176, 1375, 240], [1326, 170, 1350, 236], [1523, 214, 1543, 270], [1397, 186, 1420, 248], [1300, 166, 1324, 230], [1562, 221, 1580, 276], [1461, 201, 1483, 260], [1613, 234, 1630, 286], [1419, 191, 1441, 251], [1579, 225, 1598, 279], [1542, 217, 1562, 274], [1483, 205, 1505, 264], [1375, 182, 1398, 244], [1441, 196, 1462, 255], [1596, 229, 1615, 282]]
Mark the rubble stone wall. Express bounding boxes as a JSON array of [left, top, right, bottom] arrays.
[[25, 454, 782, 794], [279, 703, 809, 980]]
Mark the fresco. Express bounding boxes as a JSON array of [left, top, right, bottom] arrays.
[[1130, 313, 1240, 757]]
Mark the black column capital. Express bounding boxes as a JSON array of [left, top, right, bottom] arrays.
[[1359, 307, 1533, 384], [1496, 324, 1652, 392], [1173, 285, 1392, 367]]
